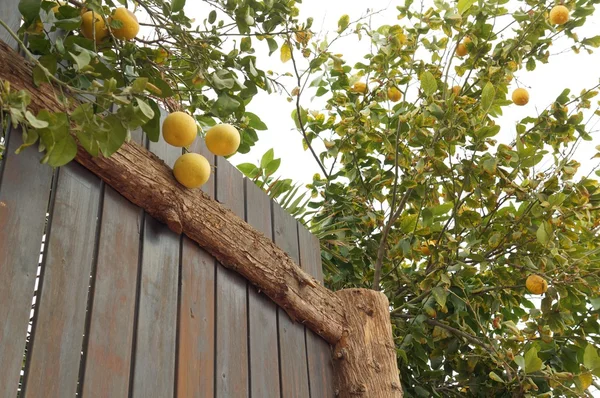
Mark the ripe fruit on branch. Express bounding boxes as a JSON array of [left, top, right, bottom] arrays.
[[512, 88, 529, 106], [173, 153, 211, 189], [162, 112, 198, 147], [81, 11, 108, 42], [205, 124, 241, 156], [111, 7, 140, 40], [456, 37, 471, 57], [351, 81, 368, 94], [387, 87, 402, 102], [549, 5, 569, 25], [526, 274, 548, 295]]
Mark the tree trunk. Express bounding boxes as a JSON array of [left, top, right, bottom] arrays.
[[0, 39, 403, 395], [333, 289, 403, 397]]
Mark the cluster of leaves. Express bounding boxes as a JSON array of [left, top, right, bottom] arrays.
[[1, 0, 307, 166], [268, 0, 600, 395]]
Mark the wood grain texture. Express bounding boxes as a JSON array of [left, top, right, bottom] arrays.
[[299, 225, 335, 398], [131, 133, 180, 398], [273, 203, 310, 398], [215, 156, 248, 397], [245, 180, 280, 398], [0, 131, 54, 397], [0, 39, 344, 344], [177, 139, 215, 398], [23, 163, 101, 398], [333, 289, 403, 397], [81, 186, 142, 398]]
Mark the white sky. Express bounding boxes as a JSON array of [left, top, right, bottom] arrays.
[[185, 0, 600, 186]]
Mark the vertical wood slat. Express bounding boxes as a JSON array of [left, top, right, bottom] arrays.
[[0, 0, 21, 49], [132, 115, 181, 398], [0, 138, 54, 396], [23, 163, 101, 398], [245, 180, 280, 398], [0, 3, 49, 395], [177, 139, 216, 398], [215, 157, 248, 397], [299, 225, 335, 398], [273, 204, 310, 398], [81, 129, 144, 398]]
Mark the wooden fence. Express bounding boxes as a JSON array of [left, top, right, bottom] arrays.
[[0, 4, 334, 396]]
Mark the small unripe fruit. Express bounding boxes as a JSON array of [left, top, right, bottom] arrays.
[[452, 85, 461, 96], [456, 37, 471, 57], [512, 88, 529, 106], [526, 274, 548, 294], [549, 5, 569, 25]]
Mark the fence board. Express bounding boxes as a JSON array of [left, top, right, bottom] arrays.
[[299, 225, 334, 398], [245, 180, 280, 398], [177, 139, 216, 398], [273, 204, 310, 398], [23, 163, 101, 398], [81, 186, 142, 398], [0, 133, 54, 397], [0, 0, 20, 48], [131, 128, 180, 398], [215, 156, 248, 397]]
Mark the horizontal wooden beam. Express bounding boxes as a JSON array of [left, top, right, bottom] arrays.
[[0, 40, 345, 345]]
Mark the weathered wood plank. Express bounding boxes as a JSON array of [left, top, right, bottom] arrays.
[[299, 225, 334, 398], [131, 129, 180, 398], [0, 0, 21, 48], [177, 139, 216, 398], [0, 132, 54, 397], [215, 156, 248, 397], [273, 204, 310, 398], [80, 185, 142, 398], [245, 180, 280, 398], [23, 163, 101, 398]]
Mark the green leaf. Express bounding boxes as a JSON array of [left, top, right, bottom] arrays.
[[19, 0, 41, 24], [457, 0, 476, 15], [420, 71, 437, 97], [246, 112, 267, 130], [211, 93, 241, 116], [136, 98, 155, 120], [68, 50, 91, 70], [142, 99, 161, 142], [583, 344, 600, 371], [266, 38, 278, 55], [25, 111, 49, 128], [171, 0, 185, 13], [280, 42, 292, 63], [481, 82, 495, 113], [338, 14, 350, 33], [237, 162, 260, 178], [489, 372, 504, 383], [582, 36, 600, 48], [431, 287, 447, 309], [261, 148, 275, 169], [208, 10, 217, 24], [524, 346, 543, 373], [536, 221, 552, 246], [264, 159, 281, 176], [99, 115, 127, 157]]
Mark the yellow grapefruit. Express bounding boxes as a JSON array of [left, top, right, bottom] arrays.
[[162, 112, 198, 147], [173, 153, 211, 189], [205, 124, 241, 156]]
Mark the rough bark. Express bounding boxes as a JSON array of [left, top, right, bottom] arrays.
[[0, 40, 344, 345], [333, 289, 403, 397]]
